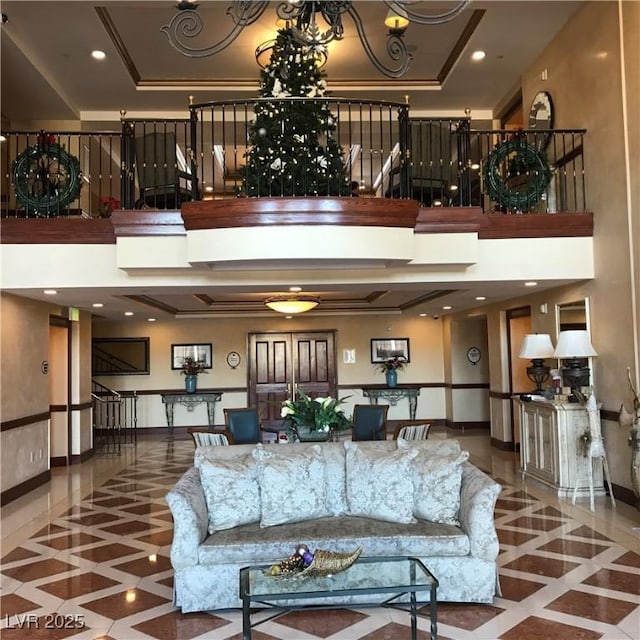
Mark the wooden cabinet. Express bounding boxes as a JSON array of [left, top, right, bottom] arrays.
[[516, 399, 605, 499]]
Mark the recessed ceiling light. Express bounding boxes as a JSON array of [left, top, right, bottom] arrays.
[[124, 311, 134, 316], [91, 50, 106, 60], [285, 315, 293, 319], [470, 162, 480, 170], [475, 296, 486, 301], [433, 200, 442, 207], [205, 186, 214, 192], [443, 305, 452, 310], [148, 318, 156, 322], [449, 184, 458, 191], [0, 135, 6, 143], [525, 281, 538, 287], [43, 289, 57, 295], [419, 313, 427, 317], [92, 303, 104, 308], [289, 286, 302, 292], [471, 50, 486, 61]]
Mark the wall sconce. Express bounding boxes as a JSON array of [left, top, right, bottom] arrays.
[[553, 330, 597, 399], [519, 333, 554, 394], [384, 7, 409, 33]]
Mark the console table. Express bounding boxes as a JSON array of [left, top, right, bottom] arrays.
[[361, 385, 421, 421], [161, 392, 222, 433]]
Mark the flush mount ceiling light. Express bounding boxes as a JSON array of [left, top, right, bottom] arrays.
[[265, 294, 320, 314], [162, 0, 470, 79]]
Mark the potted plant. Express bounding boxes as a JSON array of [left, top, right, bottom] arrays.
[[377, 355, 407, 388], [281, 389, 352, 441], [180, 356, 207, 393]]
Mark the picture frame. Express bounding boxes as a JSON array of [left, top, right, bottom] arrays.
[[171, 343, 213, 370], [370, 338, 410, 364]]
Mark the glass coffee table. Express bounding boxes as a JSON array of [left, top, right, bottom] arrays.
[[239, 555, 438, 640]]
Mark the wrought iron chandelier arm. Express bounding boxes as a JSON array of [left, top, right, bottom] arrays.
[[161, 1, 270, 59], [383, 0, 470, 25], [347, 6, 411, 79]]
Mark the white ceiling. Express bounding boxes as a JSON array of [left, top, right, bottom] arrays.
[[1, 1, 587, 322]]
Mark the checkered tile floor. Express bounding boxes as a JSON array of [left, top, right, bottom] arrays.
[[1, 436, 639, 639]]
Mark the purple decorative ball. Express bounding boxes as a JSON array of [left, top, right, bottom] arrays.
[[302, 550, 314, 566]]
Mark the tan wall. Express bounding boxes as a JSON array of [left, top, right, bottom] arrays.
[[1, 294, 54, 490], [92, 313, 455, 428]]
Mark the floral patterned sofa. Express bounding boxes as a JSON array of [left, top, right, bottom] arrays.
[[165, 439, 502, 613]]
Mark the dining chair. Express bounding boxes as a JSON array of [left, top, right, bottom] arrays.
[[393, 423, 431, 441], [188, 428, 231, 447], [223, 408, 263, 444], [351, 404, 389, 441]]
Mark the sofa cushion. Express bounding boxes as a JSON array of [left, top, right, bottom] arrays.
[[198, 455, 261, 534], [253, 444, 330, 527], [344, 441, 418, 524], [398, 439, 469, 525], [198, 515, 470, 565]]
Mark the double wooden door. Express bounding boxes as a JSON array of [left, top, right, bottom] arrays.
[[248, 331, 337, 427]]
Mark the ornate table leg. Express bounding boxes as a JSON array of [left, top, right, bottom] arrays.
[[409, 395, 418, 421], [164, 403, 175, 434], [206, 401, 216, 427]]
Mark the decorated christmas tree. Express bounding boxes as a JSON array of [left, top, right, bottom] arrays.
[[242, 29, 349, 197]]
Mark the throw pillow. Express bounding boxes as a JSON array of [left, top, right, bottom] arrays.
[[398, 439, 469, 525], [253, 444, 330, 527], [198, 454, 261, 534], [343, 441, 418, 524]]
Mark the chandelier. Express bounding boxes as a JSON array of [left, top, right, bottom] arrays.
[[163, 1, 470, 78], [265, 294, 320, 314]]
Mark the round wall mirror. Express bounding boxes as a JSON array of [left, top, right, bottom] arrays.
[[528, 91, 553, 147]]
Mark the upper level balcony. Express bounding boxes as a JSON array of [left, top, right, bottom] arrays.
[[0, 98, 592, 245]]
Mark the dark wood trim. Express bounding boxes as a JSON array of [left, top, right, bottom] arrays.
[[611, 482, 639, 507], [111, 210, 185, 237], [49, 315, 70, 327], [95, 7, 141, 84], [600, 408, 620, 423], [438, 10, 486, 83], [70, 401, 93, 411], [496, 90, 523, 126], [70, 447, 95, 465], [1, 470, 51, 506], [555, 144, 584, 169], [0, 218, 116, 244], [50, 404, 68, 412], [1, 411, 50, 432], [446, 420, 490, 430], [491, 437, 517, 452], [414, 207, 486, 233], [181, 197, 420, 229], [480, 212, 593, 239], [490, 390, 513, 400], [447, 382, 490, 390], [50, 456, 68, 468]]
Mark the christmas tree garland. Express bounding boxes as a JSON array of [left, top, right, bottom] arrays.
[[483, 137, 552, 212]]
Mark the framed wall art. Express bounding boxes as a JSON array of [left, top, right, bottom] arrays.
[[370, 338, 410, 363], [171, 343, 212, 370]]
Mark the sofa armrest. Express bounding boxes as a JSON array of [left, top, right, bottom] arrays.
[[458, 462, 502, 562], [165, 467, 208, 569]]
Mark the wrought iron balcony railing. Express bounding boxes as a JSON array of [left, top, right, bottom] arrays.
[[0, 98, 587, 219]]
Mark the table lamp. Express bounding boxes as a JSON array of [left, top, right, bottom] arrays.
[[552, 330, 597, 400], [519, 333, 555, 394]]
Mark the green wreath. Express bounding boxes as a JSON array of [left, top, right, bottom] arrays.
[[483, 138, 552, 212], [12, 140, 82, 215]]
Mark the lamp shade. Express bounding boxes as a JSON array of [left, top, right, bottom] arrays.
[[553, 330, 597, 358], [519, 334, 554, 359], [265, 295, 320, 314]]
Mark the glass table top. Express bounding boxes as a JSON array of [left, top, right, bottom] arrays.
[[242, 556, 437, 600]]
